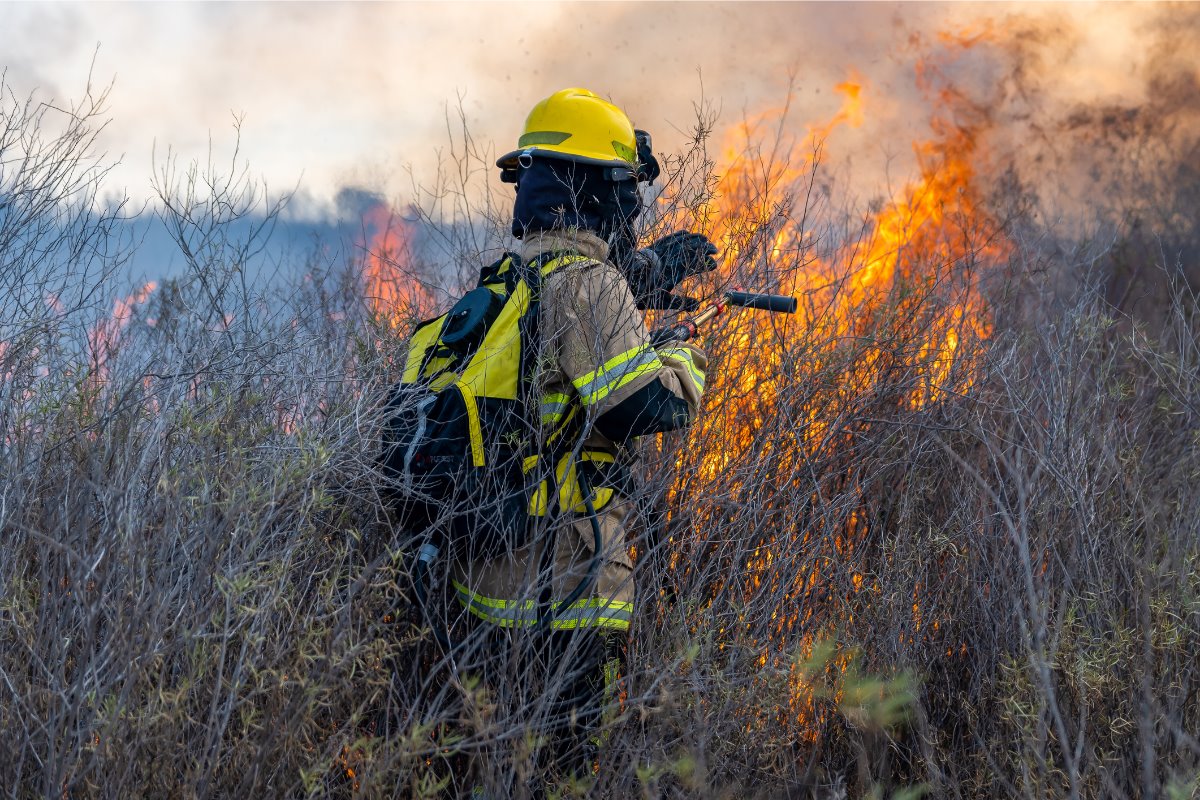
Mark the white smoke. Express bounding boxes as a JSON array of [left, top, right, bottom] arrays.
[[1, 2, 1192, 226]]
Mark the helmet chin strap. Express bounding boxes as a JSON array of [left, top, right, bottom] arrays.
[[607, 212, 642, 272]]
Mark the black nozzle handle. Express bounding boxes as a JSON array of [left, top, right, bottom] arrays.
[[725, 291, 798, 314], [649, 320, 698, 347]]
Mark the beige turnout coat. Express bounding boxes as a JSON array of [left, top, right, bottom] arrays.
[[451, 230, 706, 632]]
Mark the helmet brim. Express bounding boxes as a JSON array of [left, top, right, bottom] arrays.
[[495, 146, 635, 171]]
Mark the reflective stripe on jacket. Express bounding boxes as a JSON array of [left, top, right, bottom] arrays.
[[453, 579, 634, 631]]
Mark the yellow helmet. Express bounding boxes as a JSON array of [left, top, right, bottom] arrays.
[[497, 88, 638, 172]]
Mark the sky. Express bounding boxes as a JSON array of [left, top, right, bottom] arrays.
[[2, 2, 1179, 220]]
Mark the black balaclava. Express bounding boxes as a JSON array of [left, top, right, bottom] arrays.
[[512, 157, 641, 266]]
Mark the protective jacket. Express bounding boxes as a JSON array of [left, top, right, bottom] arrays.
[[451, 229, 706, 632]]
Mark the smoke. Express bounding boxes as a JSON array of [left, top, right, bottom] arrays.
[[1045, 5, 1200, 226], [2, 2, 1195, 246], [923, 3, 1200, 229], [890, 2, 1200, 314], [473, 2, 1198, 243], [0, 3, 578, 213]]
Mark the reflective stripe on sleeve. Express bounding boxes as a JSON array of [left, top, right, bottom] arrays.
[[453, 580, 633, 631], [656, 345, 706, 394], [572, 344, 663, 407], [540, 392, 572, 426]]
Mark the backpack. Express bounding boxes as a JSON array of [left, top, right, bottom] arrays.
[[380, 250, 589, 558]]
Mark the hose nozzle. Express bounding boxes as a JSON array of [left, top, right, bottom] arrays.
[[648, 289, 797, 345], [724, 290, 798, 314]]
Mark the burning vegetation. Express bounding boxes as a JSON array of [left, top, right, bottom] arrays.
[[360, 201, 429, 327], [624, 60, 1012, 763], [3, 15, 1200, 800]]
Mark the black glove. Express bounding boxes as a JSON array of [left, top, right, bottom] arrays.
[[625, 231, 719, 311]]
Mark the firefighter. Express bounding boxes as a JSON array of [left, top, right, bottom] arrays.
[[451, 88, 715, 792]]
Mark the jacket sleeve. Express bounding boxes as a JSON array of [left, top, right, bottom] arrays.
[[544, 260, 706, 442]]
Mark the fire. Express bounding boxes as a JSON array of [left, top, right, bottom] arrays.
[[87, 282, 158, 380], [684, 69, 1000, 475], [359, 201, 430, 326], [684, 79, 865, 276], [809, 76, 865, 143], [661, 63, 1007, 735]]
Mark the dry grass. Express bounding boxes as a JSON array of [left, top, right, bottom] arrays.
[[2, 77, 1198, 800]]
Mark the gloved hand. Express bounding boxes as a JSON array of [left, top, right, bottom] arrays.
[[626, 231, 719, 311]]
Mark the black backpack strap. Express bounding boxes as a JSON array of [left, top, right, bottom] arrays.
[[516, 252, 549, 400], [478, 251, 519, 288], [514, 248, 580, 387]]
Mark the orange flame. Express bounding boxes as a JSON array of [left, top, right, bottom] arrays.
[[360, 202, 431, 326], [809, 76, 865, 143], [663, 64, 1008, 733], [686, 71, 1000, 475]]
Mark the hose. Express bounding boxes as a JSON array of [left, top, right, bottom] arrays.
[[413, 540, 452, 651]]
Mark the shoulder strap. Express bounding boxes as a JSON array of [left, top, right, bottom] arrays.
[[477, 252, 518, 289], [516, 252, 550, 391], [514, 249, 582, 434], [481, 248, 590, 291]]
